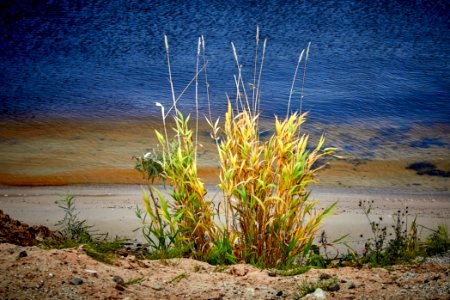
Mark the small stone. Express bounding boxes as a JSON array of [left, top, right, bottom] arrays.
[[319, 273, 332, 280], [405, 271, 414, 277], [36, 280, 44, 289], [85, 269, 98, 277], [48, 273, 54, 278], [228, 266, 248, 276], [432, 274, 441, 281], [267, 270, 277, 277], [18, 251, 28, 258], [327, 283, 340, 292], [113, 275, 125, 285], [150, 284, 164, 291], [115, 284, 125, 291], [312, 288, 326, 300], [70, 277, 83, 285], [346, 281, 356, 289]]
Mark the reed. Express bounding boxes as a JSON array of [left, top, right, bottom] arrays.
[[136, 30, 336, 267]]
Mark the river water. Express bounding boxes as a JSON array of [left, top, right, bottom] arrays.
[[1, 0, 449, 125]]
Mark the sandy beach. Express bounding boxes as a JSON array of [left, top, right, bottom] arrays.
[[1, 184, 449, 253]]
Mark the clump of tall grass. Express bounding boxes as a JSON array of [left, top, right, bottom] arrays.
[[219, 102, 335, 266], [135, 29, 336, 268]]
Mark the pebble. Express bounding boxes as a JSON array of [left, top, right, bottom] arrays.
[[405, 271, 415, 277], [312, 288, 326, 300], [346, 281, 356, 289], [70, 277, 83, 285], [328, 283, 340, 292], [18, 251, 28, 258], [113, 275, 125, 285], [150, 283, 164, 291], [85, 269, 98, 277], [303, 290, 326, 300]]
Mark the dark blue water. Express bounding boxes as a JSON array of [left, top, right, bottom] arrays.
[[1, 0, 449, 125]]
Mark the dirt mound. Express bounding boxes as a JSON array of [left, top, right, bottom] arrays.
[[0, 243, 449, 299], [0, 210, 58, 246], [0, 210, 448, 299]]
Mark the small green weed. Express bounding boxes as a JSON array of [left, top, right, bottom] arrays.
[[425, 224, 449, 256], [125, 277, 145, 286], [55, 194, 93, 242], [133, 150, 164, 183], [168, 272, 188, 284], [213, 265, 229, 273], [357, 200, 439, 266], [268, 265, 311, 277], [294, 275, 339, 299], [207, 235, 236, 265], [48, 194, 124, 264]]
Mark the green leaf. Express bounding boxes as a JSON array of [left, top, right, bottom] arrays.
[[155, 130, 166, 145], [332, 233, 350, 244], [302, 238, 314, 257], [155, 189, 172, 222]]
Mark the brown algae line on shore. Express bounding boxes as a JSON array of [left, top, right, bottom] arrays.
[[1, 160, 448, 191]]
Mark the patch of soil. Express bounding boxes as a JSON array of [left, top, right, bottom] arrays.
[[0, 212, 449, 299], [0, 210, 59, 246]]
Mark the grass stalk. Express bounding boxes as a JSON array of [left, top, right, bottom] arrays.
[[195, 37, 201, 163], [287, 49, 305, 118], [255, 38, 266, 116], [299, 42, 311, 116], [231, 42, 251, 113], [252, 25, 260, 112], [164, 35, 178, 114]]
